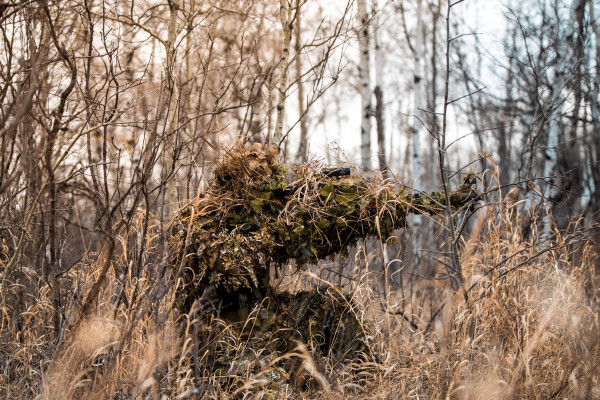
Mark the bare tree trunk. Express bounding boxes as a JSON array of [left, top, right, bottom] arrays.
[[550, 0, 586, 231], [543, 4, 570, 200], [274, 0, 293, 148], [499, 35, 517, 185], [373, 0, 387, 177], [427, 0, 441, 188], [357, 0, 372, 170], [43, 2, 77, 336], [184, 6, 194, 201], [295, 3, 308, 164], [411, 0, 424, 190], [438, 0, 468, 305], [165, 0, 180, 218], [543, 85, 562, 182], [590, 1, 600, 212], [410, 0, 424, 229]]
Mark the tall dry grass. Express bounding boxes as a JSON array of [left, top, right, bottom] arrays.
[[1, 196, 599, 399]]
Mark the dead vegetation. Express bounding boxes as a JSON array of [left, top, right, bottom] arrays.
[[1, 145, 599, 399]]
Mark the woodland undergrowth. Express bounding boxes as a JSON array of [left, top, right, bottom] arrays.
[[1, 193, 599, 400]]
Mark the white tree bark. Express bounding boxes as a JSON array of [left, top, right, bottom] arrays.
[[274, 0, 293, 148], [295, 3, 308, 163], [373, 0, 387, 176], [427, 0, 442, 189], [165, 0, 180, 218], [411, 0, 424, 191], [357, 0, 372, 170]]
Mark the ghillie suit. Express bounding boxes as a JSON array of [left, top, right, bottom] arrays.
[[170, 142, 480, 365]]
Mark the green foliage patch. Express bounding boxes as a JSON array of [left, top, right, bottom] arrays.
[[170, 142, 480, 312]]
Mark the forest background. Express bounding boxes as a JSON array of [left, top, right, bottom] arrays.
[[1, 0, 600, 398]]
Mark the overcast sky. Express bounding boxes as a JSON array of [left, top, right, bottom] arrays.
[[290, 0, 509, 184]]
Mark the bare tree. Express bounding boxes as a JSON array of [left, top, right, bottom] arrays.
[[411, 0, 424, 190], [373, 0, 388, 176], [357, 0, 372, 170], [457, 0, 598, 230], [274, 0, 296, 147], [295, 1, 309, 163]]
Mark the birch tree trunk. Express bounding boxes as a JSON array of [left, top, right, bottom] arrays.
[[373, 0, 387, 177], [590, 1, 600, 211], [295, 3, 308, 163], [184, 6, 195, 201], [567, 0, 585, 202], [274, 0, 293, 148], [165, 0, 180, 218], [357, 0, 372, 170], [411, 0, 424, 190], [427, 0, 442, 188], [542, 37, 565, 237]]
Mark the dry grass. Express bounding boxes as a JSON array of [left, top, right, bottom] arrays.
[[1, 192, 599, 399]]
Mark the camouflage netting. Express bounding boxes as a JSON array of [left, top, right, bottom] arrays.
[[169, 142, 480, 366]]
